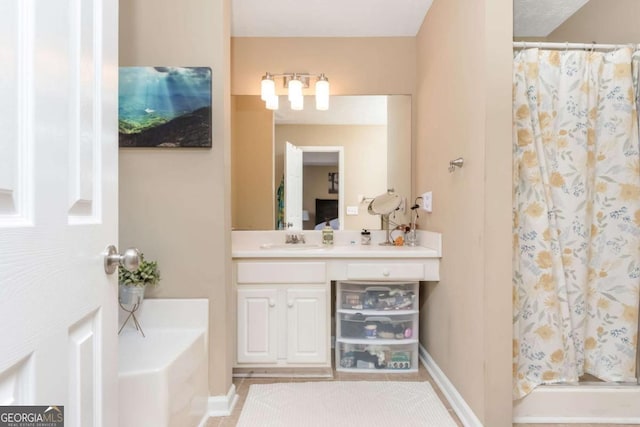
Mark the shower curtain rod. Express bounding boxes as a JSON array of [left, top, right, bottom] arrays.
[[513, 41, 640, 51]]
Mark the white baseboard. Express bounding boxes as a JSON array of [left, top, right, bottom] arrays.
[[206, 384, 239, 418], [513, 384, 640, 424], [419, 344, 483, 427]]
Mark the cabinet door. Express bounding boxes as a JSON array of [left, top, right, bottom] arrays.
[[287, 288, 327, 364], [237, 288, 278, 363]]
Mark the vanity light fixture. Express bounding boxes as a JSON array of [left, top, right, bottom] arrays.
[[265, 94, 279, 110], [288, 75, 304, 110], [259, 72, 330, 111], [315, 74, 330, 111], [260, 73, 275, 101], [290, 94, 304, 111], [287, 75, 303, 102]]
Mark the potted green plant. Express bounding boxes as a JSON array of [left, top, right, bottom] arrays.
[[118, 253, 161, 305]]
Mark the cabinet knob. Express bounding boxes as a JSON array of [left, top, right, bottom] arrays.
[[269, 299, 276, 307], [287, 300, 294, 308], [382, 269, 390, 277]]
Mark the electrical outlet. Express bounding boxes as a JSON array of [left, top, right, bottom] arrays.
[[346, 206, 359, 215], [422, 191, 433, 213]]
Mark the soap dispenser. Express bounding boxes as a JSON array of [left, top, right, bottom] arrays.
[[360, 229, 371, 245], [322, 221, 334, 245]]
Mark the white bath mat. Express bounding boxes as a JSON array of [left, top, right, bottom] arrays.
[[236, 381, 458, 427]]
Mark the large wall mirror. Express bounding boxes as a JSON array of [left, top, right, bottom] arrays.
[[231, 95, 412, 231]]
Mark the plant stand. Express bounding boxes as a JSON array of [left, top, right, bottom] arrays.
[[118, 284, 147, 337], [118, 300, 146, 337]]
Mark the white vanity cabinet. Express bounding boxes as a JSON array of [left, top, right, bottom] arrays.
[[232, 230, 443, 375], [286, 288, 327, 363], [235, 262, 330, 367], [236, 287, 278, 364]]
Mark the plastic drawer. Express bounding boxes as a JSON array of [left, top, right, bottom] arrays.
[[337, 312, 416, 340], [337, 281, 418, 311], [335, 342, 418, 372]]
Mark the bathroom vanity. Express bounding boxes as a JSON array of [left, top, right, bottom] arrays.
[[231, 230, 441, 376]]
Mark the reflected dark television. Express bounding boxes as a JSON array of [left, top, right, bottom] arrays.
[[315, 199, 338, 225]]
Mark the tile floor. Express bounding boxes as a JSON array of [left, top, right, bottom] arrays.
[[206, 363, 463, 427]]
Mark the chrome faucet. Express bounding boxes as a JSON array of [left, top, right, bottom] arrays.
[[285, 222, 305, 244], [285, 232, 305, 244]]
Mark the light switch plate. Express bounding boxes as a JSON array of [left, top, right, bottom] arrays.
[[422, 191, 432, 212], [346, 206, 359, 215]]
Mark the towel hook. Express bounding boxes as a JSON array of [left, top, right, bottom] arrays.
[[448, 157, 464, 173]]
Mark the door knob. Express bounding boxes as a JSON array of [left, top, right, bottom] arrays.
[[104, 245, 140, 275]]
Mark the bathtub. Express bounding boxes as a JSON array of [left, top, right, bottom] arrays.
[[118, 299, 209, 427]]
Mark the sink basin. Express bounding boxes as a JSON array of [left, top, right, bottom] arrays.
[[260, 243, 325, 250]]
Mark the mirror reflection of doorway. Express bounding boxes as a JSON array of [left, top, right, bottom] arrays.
[[284, 142, 344, 230], [302, 148, 343, 230]]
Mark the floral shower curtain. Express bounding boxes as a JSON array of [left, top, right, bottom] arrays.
[[635, 53, 640, 133], [513, 48, 640, 399]]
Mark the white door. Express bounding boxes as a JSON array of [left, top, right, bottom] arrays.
[[284, 141, 303, 230], [287, 288, 327, 364], [237, 288, 278, 364], [0, 1, 118, 426]]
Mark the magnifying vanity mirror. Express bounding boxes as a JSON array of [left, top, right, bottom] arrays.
[[368, 189, 403, 245], [231, 95, 412, 231]]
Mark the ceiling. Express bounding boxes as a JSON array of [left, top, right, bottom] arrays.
[[513, 0, 589, 37], [231, 0, 435, 37], [231, 0, 590, 38]]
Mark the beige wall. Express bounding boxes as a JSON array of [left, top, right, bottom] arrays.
[[119, 0, 233, 396], [415, 0, 512, 425], [232, 96, 274, 229], [548, 0, 640, 43], [231, 38, 416, 96], [303, 165, 338, 229], [275, 125, 386, 230]]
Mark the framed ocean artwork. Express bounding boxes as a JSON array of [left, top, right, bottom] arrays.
[[118, 66, 212, 148]]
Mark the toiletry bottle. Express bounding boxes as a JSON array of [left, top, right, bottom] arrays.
[[361, 229, 371, 245], [322, 221, 334, 245]]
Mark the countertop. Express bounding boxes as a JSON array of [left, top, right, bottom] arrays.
[[232, 230, 442, 259], [232, 243, 439, 259]]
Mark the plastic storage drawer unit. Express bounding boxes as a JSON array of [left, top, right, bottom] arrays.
[[335, 281, 419, 373]]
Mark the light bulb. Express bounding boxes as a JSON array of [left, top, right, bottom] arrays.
[[315, 74, 330, 110], [288, 77, 303, 102], [291, 95, 304, 111], [261, 74, 275, 101], [265, 94, 279, 110]]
